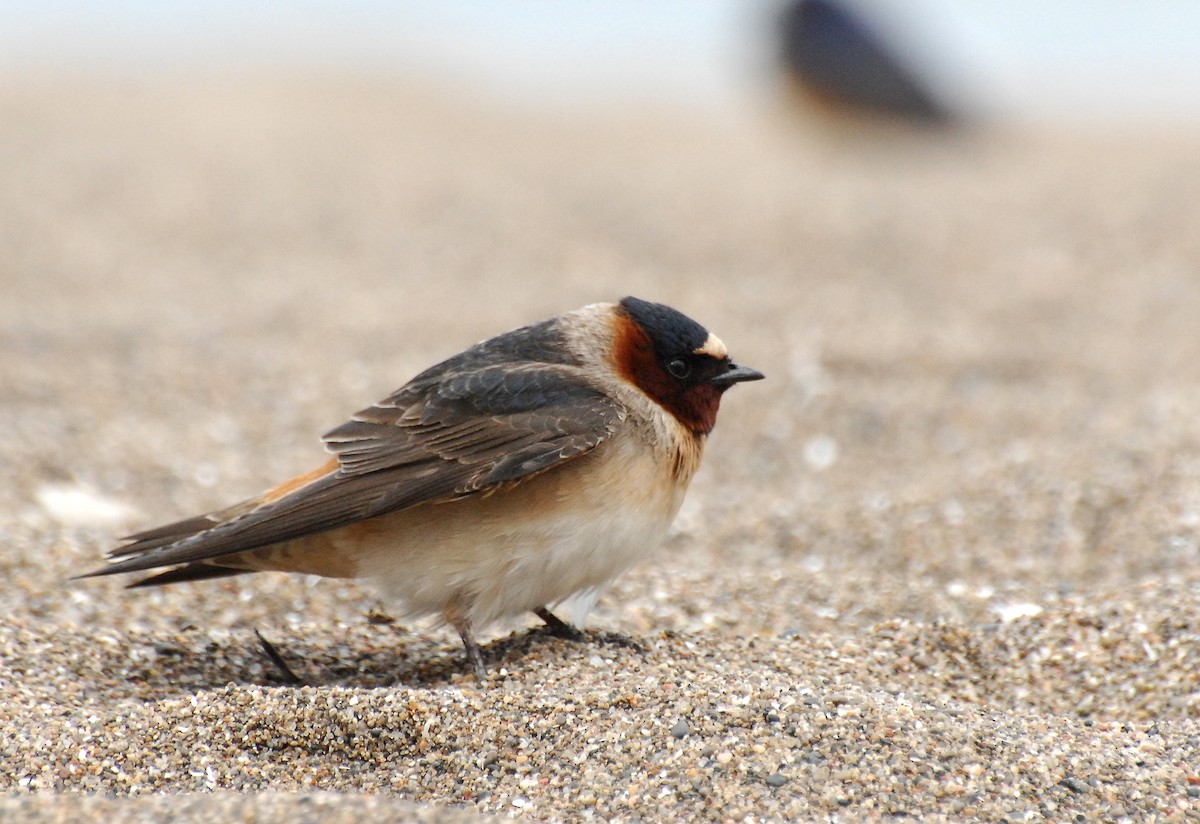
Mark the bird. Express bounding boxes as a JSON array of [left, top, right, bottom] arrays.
[[777, 0, 954, 126], [78, 297, 763, 680]]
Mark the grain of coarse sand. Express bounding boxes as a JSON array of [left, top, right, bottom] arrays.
[[3, 75, 1200, 822]]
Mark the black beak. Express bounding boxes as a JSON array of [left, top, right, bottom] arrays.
[[709, 362, 765, 387]]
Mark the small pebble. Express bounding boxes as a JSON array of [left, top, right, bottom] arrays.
[[1060, 776, 1088, 794]]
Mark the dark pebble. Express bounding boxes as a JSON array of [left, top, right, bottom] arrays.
[[1060, 776, 1089, 794]]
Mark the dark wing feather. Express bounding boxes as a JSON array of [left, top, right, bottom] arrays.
[[83, 356, 623, 580], [327, 363, 616, 476], [125, 564, 251, 588]]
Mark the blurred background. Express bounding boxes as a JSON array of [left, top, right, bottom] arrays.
[[4, 0, 1200, 123]]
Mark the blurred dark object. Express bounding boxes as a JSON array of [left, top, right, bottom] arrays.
[[778, 0, 954, 125]]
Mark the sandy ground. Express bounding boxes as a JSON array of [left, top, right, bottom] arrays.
[[3, 73, 1200, 821]]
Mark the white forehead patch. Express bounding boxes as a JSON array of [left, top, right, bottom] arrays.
[[693, 332, 728, 359]]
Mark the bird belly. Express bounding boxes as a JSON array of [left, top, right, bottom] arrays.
[[343, 435, 691, 628]]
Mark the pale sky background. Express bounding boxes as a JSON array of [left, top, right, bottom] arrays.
[[2, 0, 1198, 122]]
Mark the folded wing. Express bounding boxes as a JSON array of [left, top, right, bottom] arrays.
[[85, 360, 623, 580]]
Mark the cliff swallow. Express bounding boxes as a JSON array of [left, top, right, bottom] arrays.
[[79, 297, 763, 680]]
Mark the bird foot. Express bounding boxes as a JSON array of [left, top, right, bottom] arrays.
[[534, 607, 645, 652]]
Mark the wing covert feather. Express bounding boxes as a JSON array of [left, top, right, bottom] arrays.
[[323, 363, 622, 483]]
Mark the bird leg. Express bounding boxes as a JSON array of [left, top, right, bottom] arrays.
[[535, 607, 645, 652], [443, 599, 489, 683], [453, 620, 488, 683], [534, 607, 585, 641]]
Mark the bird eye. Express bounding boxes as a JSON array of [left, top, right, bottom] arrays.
[[667, 358, 691, 379]]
